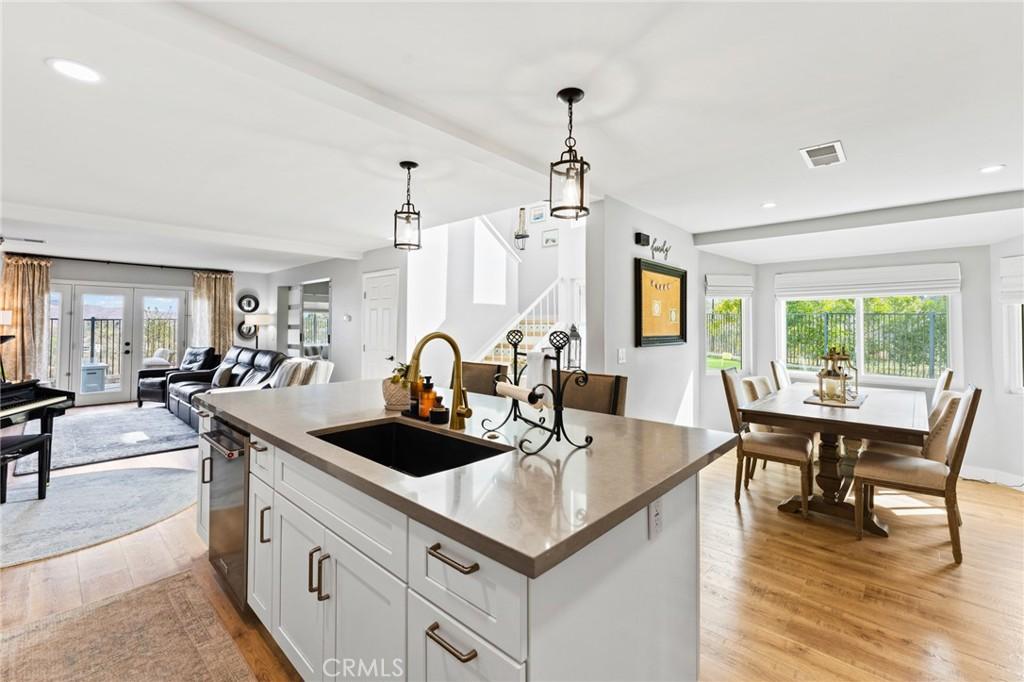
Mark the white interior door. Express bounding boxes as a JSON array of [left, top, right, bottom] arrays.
[[132, 288, 187, 392], [362, 270, 399, 379], [71, 285, 134, 405]]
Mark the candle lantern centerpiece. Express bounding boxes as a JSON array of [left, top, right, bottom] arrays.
[[817, 346, 859, 404]]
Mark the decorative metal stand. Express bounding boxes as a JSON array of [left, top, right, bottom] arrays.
[[519, 330, 594, 455], [482, 330, 535, 433]]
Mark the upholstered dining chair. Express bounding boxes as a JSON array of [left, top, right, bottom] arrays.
[[722, 369, 814, 516], [858, 369, 954, 457], [454, 361, 507, 396], [559, 371, 628, 416], [770, 360, 792, 391], [854, 384, 981, 563], [741, 375, 820, 483]]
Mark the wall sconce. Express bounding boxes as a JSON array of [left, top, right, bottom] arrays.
[[514, 207, 529, 251]]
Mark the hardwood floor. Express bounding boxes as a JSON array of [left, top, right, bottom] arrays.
[[2, 402, 1021, 680]]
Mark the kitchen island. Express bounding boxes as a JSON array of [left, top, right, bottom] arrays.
[[196, 379, 735, 681]]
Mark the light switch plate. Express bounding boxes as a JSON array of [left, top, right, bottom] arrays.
[[617, 348, 627, 364], [647, 497, 664, 540]]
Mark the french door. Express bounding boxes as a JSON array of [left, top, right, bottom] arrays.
[[49, 283, 188, 405]]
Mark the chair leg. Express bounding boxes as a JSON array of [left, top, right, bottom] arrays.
[[1, 461, 7, 504], [956, 502, 963, 527], [734, 452, 745, 503], [761, 459, 767, 470], [946, 494, 963, 564], [799, 462, 809, 519], [137, 399, 143, 408], [867, 484, 875, 511], [746, 457, 757, 483], [854, 478, 864, 540]]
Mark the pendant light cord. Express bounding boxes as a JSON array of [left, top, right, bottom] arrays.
[[406, 167, 413, 204]]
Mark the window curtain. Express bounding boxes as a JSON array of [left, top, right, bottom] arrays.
[[0, 254, 52, 382], [191, 271, 234, 355]]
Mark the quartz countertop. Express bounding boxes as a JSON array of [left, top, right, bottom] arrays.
[[197, 380, 735, 577]]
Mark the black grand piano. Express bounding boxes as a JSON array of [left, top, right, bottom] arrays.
[[1, 379, 76, 431]]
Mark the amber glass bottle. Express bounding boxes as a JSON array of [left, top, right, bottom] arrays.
[[418, 377, 436, 419]]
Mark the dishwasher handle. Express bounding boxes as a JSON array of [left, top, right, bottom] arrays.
[[201, 432, 244, 460]]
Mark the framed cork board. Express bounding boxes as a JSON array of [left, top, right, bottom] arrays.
[[635, 258, 686, 347]]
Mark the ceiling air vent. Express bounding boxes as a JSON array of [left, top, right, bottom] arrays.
[[799, 140, 846, 168]]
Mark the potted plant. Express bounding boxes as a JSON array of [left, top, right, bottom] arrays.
[[382, 360, 412, 411]]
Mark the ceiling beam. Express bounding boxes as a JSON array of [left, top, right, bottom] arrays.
[[693, 191, 1024, 246], [1, 203, 364, 260]]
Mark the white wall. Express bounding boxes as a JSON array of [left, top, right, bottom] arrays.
[[697, 251, 758, 432], [586, 197, 700, 426], [987, 236, 1024, 485], [752, 245, 1022, 484], [261, 247, 407, 382]]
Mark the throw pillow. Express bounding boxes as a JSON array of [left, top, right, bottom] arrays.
[[212, 363, 234, 387]]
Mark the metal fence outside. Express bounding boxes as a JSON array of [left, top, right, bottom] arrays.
[[706, 312, 742, 356], [785, 311, 948, 379], [45, 317, 179, 385]]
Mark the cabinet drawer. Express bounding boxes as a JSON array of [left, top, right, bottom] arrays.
[[408, 590, 525, 682], [274, 449, 408, 580], [408, 520, 527, 662], [249, 435, 275, 484]]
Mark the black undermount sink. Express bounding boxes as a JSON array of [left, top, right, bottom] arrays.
[[312, 421, 512, 477]]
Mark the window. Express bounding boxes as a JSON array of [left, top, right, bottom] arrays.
[[706, 297, 743, 371], [783, 294, 950, 380], [302, 311, 330, 346]]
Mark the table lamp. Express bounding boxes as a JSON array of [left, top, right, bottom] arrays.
[[243, 313, 274, 349]]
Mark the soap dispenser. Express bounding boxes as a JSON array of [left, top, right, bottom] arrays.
[[418, 376, 436, 419]]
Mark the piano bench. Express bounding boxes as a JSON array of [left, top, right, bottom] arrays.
[[1, 434, 52, 503]]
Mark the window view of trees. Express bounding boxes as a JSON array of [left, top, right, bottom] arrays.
[[785, 295, 949, 379], [303, 311, 330, 346], [706, 297, 742, 370]]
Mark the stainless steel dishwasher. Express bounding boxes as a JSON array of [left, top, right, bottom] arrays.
[[200, 417, 248, 610]]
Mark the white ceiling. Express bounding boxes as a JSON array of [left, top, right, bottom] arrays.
[[2, 2, 1022, 271]]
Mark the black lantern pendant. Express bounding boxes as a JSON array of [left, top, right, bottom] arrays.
[[567, 323, 583, 370], [394, 160, 421, 250], [549, 87, 590, 220], [513, 207, 529, 251]]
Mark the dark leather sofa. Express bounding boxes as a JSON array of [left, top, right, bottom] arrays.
[[167, 346, 286, 430], [137, 346, 218, 408]]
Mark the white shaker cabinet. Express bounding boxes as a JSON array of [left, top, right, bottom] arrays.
[[196, 437, 211, 545], [322, 528, 407, 681], [247, 473, 274, 627], [272, 493, 327, 680]]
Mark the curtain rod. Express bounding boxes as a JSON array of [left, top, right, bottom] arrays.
[[6, 252, 232, 274]]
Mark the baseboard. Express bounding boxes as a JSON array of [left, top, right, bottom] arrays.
[[960, 465, 1024, 488]]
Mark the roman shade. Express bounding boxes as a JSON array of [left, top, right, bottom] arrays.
[[705, 273, 754, 298], [999, 255, 1024, 304], [774, 263, 961, 298]]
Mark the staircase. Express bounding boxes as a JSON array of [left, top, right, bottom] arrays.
[[477, 281, 560, 366]]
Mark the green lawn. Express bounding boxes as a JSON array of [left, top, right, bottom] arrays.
[[706, 354, 741, 370]]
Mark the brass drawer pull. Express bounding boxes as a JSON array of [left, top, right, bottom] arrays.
[[307, 546, 321, 593], [426, 622, 477, 663], [316, 553, 331, 601], [428, 543, 479, 574], [251, 443, 268, 452], [200, 456, 212, 484], [258, 506, 271, 543]]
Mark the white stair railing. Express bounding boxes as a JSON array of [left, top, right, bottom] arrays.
[[474, 280, 561, 364]]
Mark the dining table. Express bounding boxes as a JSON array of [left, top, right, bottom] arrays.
[[739, 381, 930, 536]]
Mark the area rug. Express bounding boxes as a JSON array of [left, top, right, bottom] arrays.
[[0, 468, 195, 567], [15, 407, 196, 475], [1, 572, 256, 681]]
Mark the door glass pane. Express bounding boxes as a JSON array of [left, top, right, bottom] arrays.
[[47, 292, 61, 384], [80, 293, 125, 394], [142, 296, 180, 366], [785, 299, 856, 371]]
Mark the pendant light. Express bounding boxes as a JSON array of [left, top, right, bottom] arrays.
[[549, 87, 590, 220], [394, 160, 421, 250], [513, 207, 529, 251]]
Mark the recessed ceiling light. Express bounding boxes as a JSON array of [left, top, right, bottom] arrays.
[[761, 202, 777, 209], [45, 58, 102, 83], [979, 164, 1006, 174]]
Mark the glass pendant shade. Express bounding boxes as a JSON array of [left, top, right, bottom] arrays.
[[394, 204, 421, 250], [394, 160, 421, 250], [549, 152, 590, 220]]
